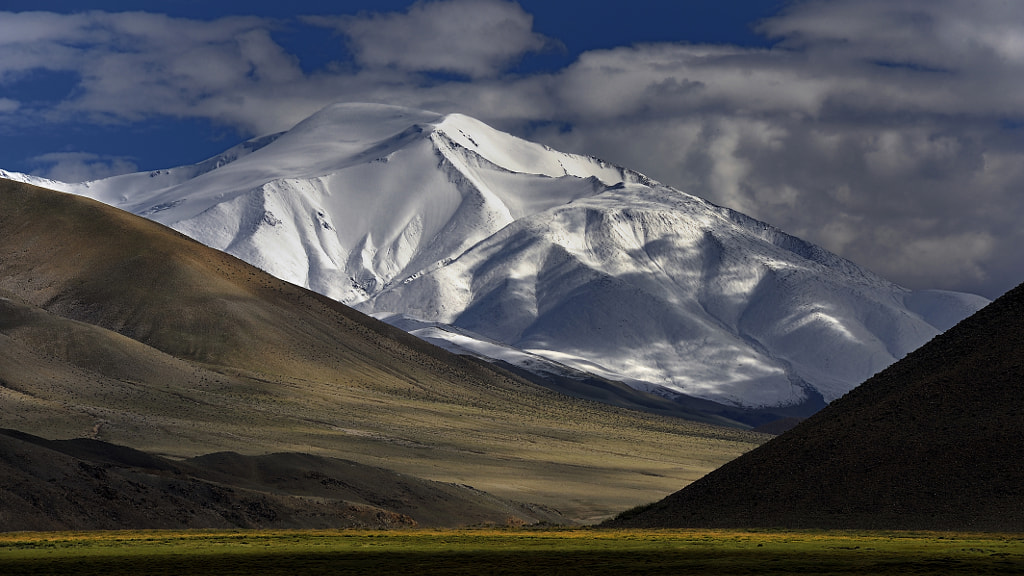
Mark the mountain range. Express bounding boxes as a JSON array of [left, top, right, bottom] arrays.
[[606, 280, 1024, 531], [0, 103, 988, 418], [0, 178, 764, 526]]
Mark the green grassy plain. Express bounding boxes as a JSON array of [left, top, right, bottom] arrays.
[[1, 528, 1021, 575]]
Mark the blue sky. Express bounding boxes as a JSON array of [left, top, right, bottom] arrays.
[[0, 1, 1022, 299], [0, 1, 782, 173]]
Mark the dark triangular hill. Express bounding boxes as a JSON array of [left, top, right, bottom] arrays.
[[606, 282, 1024, 531]]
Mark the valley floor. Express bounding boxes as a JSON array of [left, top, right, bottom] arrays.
[[1, 528, 1022, 575]]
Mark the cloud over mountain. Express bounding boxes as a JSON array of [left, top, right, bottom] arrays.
[[306, 0, 552, 79], [0, 0, 1022, 298]]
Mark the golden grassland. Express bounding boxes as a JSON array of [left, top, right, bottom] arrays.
[[1, 528, 1022, 575]]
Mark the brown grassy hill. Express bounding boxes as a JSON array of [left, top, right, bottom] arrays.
[[0, 429, 414, 531], [0, 179, 765, 525], [606, 282, 1024, 531]]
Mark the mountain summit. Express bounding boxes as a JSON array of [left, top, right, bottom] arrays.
[[3, 102, 987, 412]]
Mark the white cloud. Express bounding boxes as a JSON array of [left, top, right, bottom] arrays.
[[31, 152, 138, 182], [307, 0, 551, 79], [511, 1, 1024, 298], [0, 11, 305, 132], [0, 0, 1022, 298], [0, 98, 17, 113]]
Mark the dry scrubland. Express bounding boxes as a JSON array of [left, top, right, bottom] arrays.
[[0, 529, 1022, 575], [0, 180, 764, 524]]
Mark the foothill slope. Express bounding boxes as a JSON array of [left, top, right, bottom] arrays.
[[0, 179, 764, 526], [607, 281, 1024, 531]]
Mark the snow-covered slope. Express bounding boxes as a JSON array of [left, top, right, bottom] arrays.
[[4, 103, 988, 409]]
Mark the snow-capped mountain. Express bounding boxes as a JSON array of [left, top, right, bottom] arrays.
[[3, 103, 988, 409]]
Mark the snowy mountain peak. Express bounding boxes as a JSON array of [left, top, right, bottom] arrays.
[[2, 102, 988, 411]]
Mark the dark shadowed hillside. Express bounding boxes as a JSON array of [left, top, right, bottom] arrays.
[[606, 282, 1024, 531], [0, 429, 569, 530]]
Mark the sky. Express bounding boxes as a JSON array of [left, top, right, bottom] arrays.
[[0, 0, 1021, 300]]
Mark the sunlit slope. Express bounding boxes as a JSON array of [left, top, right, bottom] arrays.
[[0, 180, 764, 522], [17, 102, 987, 410], [607, 282, 1024, 531]]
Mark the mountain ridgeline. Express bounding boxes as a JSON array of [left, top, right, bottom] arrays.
[[606, 281, 1024, 531], [2, 102, 987, 417], [0, 179, 764, 527]]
